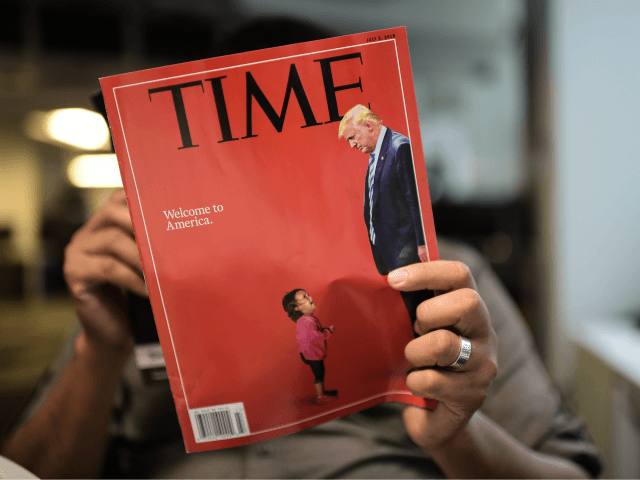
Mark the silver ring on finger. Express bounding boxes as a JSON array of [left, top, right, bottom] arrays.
[[449, 336, 471, 368]]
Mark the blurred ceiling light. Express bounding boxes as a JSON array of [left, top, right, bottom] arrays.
[[24, 108, 110, 150], [67, 154, 123, 188]]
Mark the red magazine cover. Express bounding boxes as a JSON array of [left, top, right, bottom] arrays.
[[100, 26, 439, 453]]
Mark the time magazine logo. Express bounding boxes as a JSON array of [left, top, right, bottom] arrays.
[[147, 53, 365, 149]]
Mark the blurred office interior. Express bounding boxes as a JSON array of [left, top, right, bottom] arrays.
[[1, 0, 639, 476]]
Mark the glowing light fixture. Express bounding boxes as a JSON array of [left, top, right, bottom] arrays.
[[24, 108, 111, 150], [67, 154, 123, 188]]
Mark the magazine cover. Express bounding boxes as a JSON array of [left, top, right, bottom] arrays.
[[100, 26, 439, 453]]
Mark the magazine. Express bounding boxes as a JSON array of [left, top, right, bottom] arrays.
[[100, 26, 439, 453]]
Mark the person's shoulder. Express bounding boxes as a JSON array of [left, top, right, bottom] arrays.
[[297, 315, 316, 330], [385, 129, 410, 157], [388, 129, 409, 146]]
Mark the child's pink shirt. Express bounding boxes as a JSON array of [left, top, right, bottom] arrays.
[[296, 315, 331, 360]]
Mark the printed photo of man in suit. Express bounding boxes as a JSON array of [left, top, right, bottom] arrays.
[[338, 104, 433, 324]]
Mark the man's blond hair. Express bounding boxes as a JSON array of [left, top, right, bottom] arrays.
[[338, 104, 382, 139]]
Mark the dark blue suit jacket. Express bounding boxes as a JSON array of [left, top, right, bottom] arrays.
[[364, 128, 425, 275]]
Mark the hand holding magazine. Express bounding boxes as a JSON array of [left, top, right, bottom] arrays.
[[1, 21, 599, 479]]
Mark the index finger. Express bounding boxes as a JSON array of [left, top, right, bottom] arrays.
[[387, 260, 476, 293]]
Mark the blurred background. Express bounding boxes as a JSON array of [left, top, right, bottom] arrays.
[[1, 0, 639, 476]]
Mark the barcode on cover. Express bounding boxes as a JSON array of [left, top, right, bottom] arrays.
[[189, 402, 249, 442]]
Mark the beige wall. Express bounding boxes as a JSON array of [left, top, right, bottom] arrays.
[[0, 132, 41, 266]]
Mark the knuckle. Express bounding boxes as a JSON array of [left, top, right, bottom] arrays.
[[469, 391, 488, 412], [486, 359, 498, 380], [406, 369, 437, 397], [414, 300, 428, 319], [460, 288, 481, 314], [110, 189, 125, 203], [101, 257, 118, 277], [67, 280, 86, 298], [63, 241, 80, 279], [490, 329, 499, 352], [404, 341, 419, 365], [405, 373, 422, 396], [62, 255, 72, 280], [446, 334, 460, 361], [405, 337, 435, 368], [413, 319, 427, 337], [65, 229, 83, 252], [433, 329, 456, 357], [63, 242, 74, 264], [102, 199, 116, 219], [107, 227, 122, 246], [453, 261, 472, 283], [476, 359, 498, 387]]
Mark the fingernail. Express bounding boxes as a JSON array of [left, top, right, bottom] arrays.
[[388, 269, 408, 286]]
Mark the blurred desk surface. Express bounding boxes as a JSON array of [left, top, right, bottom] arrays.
[[573, 315, 640, 388]]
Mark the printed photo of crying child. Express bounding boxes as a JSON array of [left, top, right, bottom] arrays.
[[282, 289, 338, 405]]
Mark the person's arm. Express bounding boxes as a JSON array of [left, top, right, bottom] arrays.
[[1, 190, 145, 478], [1, 334, 130, 478], [300, 317, 331, 341], [320, 322, 333, 338], [389, 261, 589, 478], [423, 409, 589, 479]]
